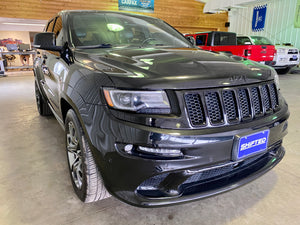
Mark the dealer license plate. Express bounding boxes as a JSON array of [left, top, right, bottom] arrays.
[[233, 130, 269, 160]]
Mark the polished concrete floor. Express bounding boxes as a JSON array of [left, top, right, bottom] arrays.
[[0, 71, 299, 225]]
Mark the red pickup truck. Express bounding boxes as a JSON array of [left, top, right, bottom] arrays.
[[185, 31, 276, 65]]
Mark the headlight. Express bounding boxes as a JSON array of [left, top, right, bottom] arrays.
[[103, 88, 171, 114], [271, 68, 280, 90]]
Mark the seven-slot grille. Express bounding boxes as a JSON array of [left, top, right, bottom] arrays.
[[185, 82, 279, 127]]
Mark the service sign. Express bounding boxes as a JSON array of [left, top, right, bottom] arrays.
[[119, 0, 154, 13]]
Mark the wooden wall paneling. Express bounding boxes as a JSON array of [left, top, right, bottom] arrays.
[[0, 0, 228, 33]]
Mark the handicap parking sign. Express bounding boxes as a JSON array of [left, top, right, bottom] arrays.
[[252, 4, 267, 32]]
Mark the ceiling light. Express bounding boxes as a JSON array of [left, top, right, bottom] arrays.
[[2, 22, 45, 26]]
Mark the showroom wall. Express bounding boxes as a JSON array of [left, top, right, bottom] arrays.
[[0, 31, 30, 44], [229, 0, 300, 48], [0, 0, 228, 33], [0, 31, 32, 67]]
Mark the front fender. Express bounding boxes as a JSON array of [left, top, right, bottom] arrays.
[[60, 65, 114, 148]]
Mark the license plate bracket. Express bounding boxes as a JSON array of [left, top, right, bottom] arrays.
[[232, 129, 270, 161]]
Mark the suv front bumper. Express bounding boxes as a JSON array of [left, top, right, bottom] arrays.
[[123, 145, 284, 207], [272, 54, 299, 69], [80, 102, 289, 207]]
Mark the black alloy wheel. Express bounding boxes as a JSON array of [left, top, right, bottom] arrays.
[[65, 109, 111, 203]]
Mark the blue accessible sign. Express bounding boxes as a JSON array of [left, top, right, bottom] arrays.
[[119, 0, 154, 13], [252, 4, 267, 32]]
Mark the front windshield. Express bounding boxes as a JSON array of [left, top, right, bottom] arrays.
[[250, 36, 273, 45], [69, 12, 191, 49]]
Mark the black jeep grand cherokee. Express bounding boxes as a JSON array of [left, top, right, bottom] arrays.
[[33, 10, 289, 207]]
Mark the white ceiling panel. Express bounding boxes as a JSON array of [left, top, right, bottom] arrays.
[[0, 17, 46, 32], [199, 0, 270, 13]]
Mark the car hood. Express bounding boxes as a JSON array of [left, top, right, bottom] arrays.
[[74, 47, 273, 89]]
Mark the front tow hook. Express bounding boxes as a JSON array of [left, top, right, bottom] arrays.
[[157, 172, 191, 197]]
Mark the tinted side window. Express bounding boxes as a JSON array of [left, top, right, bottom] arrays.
[[53, 16, 63, 46], [46, 19, 55, 32], [214, 33, 236, 46], [196, 35, 206, 46]]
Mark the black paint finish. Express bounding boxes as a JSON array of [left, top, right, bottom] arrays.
[[33, 10, 289, 207]]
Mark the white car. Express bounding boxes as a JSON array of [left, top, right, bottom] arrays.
[[273, 45, 299, 72]]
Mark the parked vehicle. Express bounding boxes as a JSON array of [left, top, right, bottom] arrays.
[[185, 31, 276, 64], [237, 36, 299, 72], [33, 10, 289, 207], [273, 44, 299, 73]]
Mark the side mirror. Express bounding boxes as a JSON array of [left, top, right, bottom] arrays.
[[33, 32, 62, 51], [185, 36, 195, 46]]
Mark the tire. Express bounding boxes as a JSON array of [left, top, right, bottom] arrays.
[[276, 66, 292, 75], [65, 109, 111, 203], [35, 82, 52, 116]]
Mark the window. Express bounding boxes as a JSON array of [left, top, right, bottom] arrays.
[[196, 35, 206, 46], [46, 19, 55, 32], [237, 37, 252, 45], [69, 12, 191, 48], [250, 36, 273, 45], [53, 16, 63, 46], [213, 33, 236, 46]]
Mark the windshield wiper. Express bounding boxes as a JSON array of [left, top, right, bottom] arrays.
[[76, 44, 112, 49]]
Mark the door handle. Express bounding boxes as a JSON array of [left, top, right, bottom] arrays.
[[43, 55, 48, 59]]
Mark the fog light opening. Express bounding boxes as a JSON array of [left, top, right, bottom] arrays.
[[137, 146, 183, 158], [124, 144, 134, 153]]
